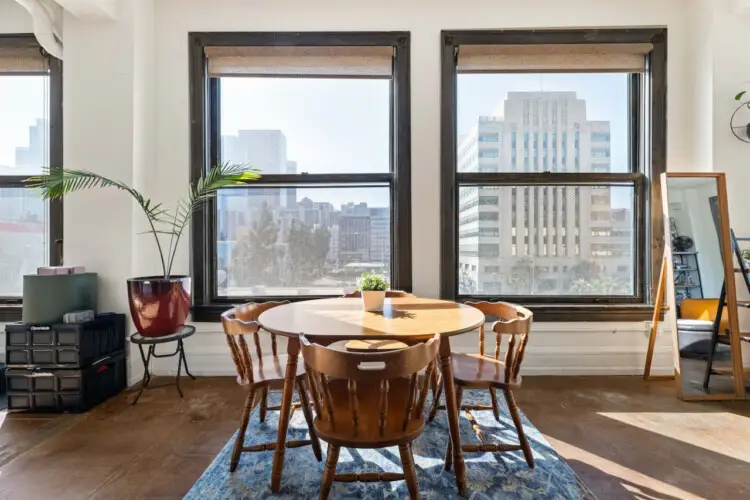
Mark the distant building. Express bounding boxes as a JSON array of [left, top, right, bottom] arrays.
[[369, 207, 390, 265], [14, 118, 48, 172], [285, 161, 297, 209], [328, 224, 340, 264], [457, 92, 632, 295], [339, 202, 371, 265], [219, 130, 294, 241]]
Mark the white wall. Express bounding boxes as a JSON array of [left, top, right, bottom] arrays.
[[0, 0, 33, 33]]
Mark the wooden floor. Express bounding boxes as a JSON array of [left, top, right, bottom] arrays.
[[0, 376, 748, 500]]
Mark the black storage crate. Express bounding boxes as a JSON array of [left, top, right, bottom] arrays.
[[5, 313, 125, 368], [6, 352, 126, 413]]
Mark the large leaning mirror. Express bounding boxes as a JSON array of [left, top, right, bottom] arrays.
[[661, 173, 746, 400]]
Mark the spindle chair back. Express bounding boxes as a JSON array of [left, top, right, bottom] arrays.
[[300, 334, 440, 500], [221, 302, 322, 472]]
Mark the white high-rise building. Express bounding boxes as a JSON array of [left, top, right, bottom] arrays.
[[457, 92, 632, 295], [369, 207, 390, 265]]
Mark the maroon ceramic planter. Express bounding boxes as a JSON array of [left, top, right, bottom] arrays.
[[127, 276, 191, 337]]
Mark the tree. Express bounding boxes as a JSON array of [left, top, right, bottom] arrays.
[[230, 201, 279, 287], [571, 260, 599, 282], [570, 276, 629, 295], [311, 226, 331, 272], [285, 221, 331, 285], [508, 257, 547, 294]]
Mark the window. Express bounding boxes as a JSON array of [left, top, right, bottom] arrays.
[[478, 149, 499, 158], [592, 133, 610, 142], [190, 32, 411, 320], [441, 29, 666, 318], [0, 37, 62, 319], [478, 133, 499, 142]]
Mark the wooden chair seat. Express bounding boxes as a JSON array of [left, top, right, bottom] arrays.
[[344, 339, 410, 352], [314, 378, 424, 448], [450, 353, 522, 389], [235, 354, 307, 389]]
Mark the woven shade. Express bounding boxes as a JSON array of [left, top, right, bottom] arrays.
[[205, 46, 394, 77], [457, 43, 653, 73], [0, 47, 47, 74]]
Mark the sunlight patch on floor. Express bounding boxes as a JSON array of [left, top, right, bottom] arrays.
[[544, 436, 703, 500], [597, 411, 750, 463]]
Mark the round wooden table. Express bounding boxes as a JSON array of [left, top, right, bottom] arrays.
[[259, 297, 484, 496]]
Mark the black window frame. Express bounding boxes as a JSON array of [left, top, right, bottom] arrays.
[[440, 28, 667, 322], [0, 35, 63, 322], [189, 32, 412, 322]]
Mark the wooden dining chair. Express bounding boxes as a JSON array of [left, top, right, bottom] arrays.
[[221, 302, 322, 472], [342, 290, 415, 353], [301, 333, 440, 500], [428, 301, 534, 469]]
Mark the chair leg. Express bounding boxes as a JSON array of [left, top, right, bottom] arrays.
[[489, 388, 500, 422], [427, 377, 443, 423], [399, 443, 419, 500], [230, 389, 256, 472], [443, 386, 463, 471], [503, 388, 534, 468], [296, 379, 323, 462], [319, 444, 340, 500], [259, 387, 269, 424], [431, 357, 440, 399]]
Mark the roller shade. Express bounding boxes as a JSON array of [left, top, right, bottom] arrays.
[[0, 47, 48, 74], [457, 43, 652, 73], [205, 46, 394, 77]]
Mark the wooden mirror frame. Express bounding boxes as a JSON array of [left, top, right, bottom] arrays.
[[661, 172, 746, 401]]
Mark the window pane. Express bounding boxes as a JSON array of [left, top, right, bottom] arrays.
[[0, 75, 49, 175], [458, 185, 635, 296], [456, 73, 627, 173], [219, 78, 390, 174], [0, 188, 49, 297], [217, 186, 391, 297]]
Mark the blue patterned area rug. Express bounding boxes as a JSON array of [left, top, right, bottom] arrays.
[[185, 391, 596, 499]]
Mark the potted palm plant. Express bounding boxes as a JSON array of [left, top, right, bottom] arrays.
[[27, 163, 259, 337], [357, 271, 389, 312]]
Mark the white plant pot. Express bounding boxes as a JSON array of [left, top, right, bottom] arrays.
[[361, 290, 386, 312]]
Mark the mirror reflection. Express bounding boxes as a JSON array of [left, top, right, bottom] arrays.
[[666, 177, 736, 397]]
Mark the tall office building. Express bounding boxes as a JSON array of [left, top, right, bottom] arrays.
[[14, 118, 48, 173], [369, 207, 390, 265], [219, 129, 292, 244], [285, 161, 297, 209], [457, 92, 632, 295], [339, 202, 371, 265]]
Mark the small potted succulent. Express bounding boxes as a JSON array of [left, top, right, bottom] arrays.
[[357, 271, 388, 312]]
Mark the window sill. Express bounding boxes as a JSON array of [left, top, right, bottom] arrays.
[[193, 302, 661, 323], [511, 303, 658, 322]]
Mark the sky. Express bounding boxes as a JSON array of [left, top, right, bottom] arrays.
[[0, 75, 48, 172], [1, 72, 630, 207], [220, 73, 630, 208]]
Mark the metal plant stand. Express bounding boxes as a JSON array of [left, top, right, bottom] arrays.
[[130, 325, 196, 405]]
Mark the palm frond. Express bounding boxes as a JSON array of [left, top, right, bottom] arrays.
[[26, 168, 171, 224], [26, 163, 260, 278], [165, 163, 259, 275]]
